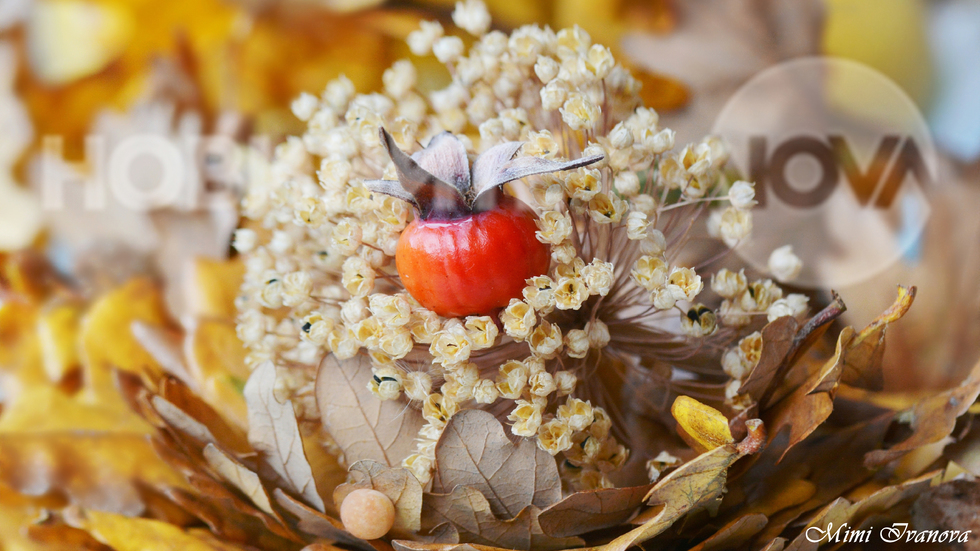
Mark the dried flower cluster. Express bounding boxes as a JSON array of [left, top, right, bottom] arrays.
[[234, 0, 808, 490]]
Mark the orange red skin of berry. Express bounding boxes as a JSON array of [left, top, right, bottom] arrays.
[[396, 194, 550, 318]]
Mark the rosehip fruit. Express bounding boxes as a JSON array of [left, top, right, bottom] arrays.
[[396, 194, 550, 317], [365, 128, 602, 317]]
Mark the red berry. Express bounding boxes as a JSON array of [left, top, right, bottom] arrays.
[[364, 128, 602, 318], [396, 194, 550, 318]]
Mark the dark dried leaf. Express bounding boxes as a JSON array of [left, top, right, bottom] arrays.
[[688, 513, 768, 551], [421, 486, 581, 551], [537, 484, 654, 537], [865, 360, 980, 467]]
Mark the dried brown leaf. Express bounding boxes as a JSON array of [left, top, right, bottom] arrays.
[[274, 488, 375, 551], [865, 359, 980, 467], [786, 470, 938, 551], [315, 354, 423, 468], [840, 286, 916, 390], [432, 409, 561, 518], [740, 296, 847, 409], [603, 446, 742, 551], [536, 483, 654, 538], [598, 422, 765, 551], [421, 486, 581, 551], [203, 443, 276, 518], [392, 542, 520, 551], [334, 460, 423, 533], [688, 513, 768, 551], [245, 361, 325, 512]]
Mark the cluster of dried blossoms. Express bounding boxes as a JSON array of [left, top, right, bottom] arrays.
[[235, 0, 808, 489]]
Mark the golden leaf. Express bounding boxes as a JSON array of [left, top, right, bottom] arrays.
[[671, 396, 734, 453], [64, 506, 232, 551]]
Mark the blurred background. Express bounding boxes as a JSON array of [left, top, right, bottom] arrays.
[[0, 0, 978, 390]]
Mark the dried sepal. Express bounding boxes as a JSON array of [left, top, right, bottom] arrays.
[[366, 128, 604, 219]]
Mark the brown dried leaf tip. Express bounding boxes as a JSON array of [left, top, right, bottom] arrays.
[[365, 128, 603, 220]]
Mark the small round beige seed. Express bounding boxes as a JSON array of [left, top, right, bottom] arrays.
[[340, 488, 395, 540]]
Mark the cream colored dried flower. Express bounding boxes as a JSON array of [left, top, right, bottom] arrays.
[[236, 1, 796, 486]]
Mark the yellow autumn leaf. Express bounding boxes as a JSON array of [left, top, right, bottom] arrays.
[[37, 301, 83, 384], [79, 277, 173, 392], [184, 258, 244, 321], [65, 507, 229, 551], [185, 319, 249, 428], [671, 396, 734, 453]]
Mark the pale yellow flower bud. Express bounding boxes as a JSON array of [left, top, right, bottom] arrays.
[[472, 379, 500, 404], [403, 371, 433, 402], [423, 393, 458, 426], [681, 304, 717, 337], [614, 171, 641, 197], [529, 370, 557, 397], [501, 299, 536, 340], [768, 245, 802, 282], [523, 276, 557, 313], [464, 316, 498, 350], [409, 309, 442, 344], [719, 206, 752, 245], [403, 453, 433, 484], [452, 0, 491, 36], [342, 257, 375, 297], [582, 259, 614, 296], [508, 400, 543, 437], [537, 418, 573, 455], [584, 319, 610, 349], [369, 294, 412, 327], [554, 277, 589, 310], [711, 268, 748, 299], [587, 192, 627, 224], [407, 20, 444, 56], [667, 266, 703, 302], [728, 180, 756, 209], [631, 255, 668, 291], [558, 398, 595, 432], [534, 55, 560, 83], [564, 329, 589, 358], [430, 320, 472, 365], [554, 371, 577, 396], [560, 93, 600, 131], [529, 321, 563, 359], [563, 168, 601, 201], [535, 210, 573, 245], [496, 360, 529, 400]]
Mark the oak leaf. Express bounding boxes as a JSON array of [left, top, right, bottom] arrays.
[[536, 483, 654, 538], [203, 443, 277, 518], [431, 409, 561, 518], [865, 359, 980, 467], [315, 354, 423, 467], [421, 486, 581, 551], [245, 361, 325, 512]]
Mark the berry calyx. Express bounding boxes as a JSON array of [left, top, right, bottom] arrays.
[[366, 128, 602, 317]]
